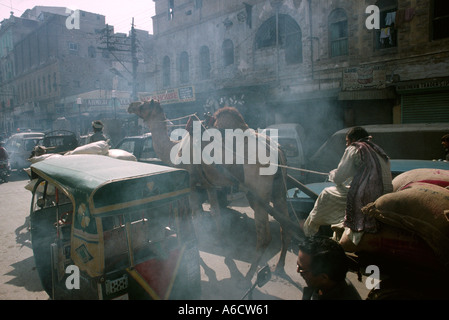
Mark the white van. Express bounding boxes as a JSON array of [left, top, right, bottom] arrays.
[[261, 123, 307, 185]]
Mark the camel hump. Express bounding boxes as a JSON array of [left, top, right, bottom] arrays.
[[213, 106, 249, 130]]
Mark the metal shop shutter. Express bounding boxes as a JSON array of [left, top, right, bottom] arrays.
[[402, 92, 449, 123]]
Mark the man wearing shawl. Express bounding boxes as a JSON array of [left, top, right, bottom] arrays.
[[303, 127, 393, 245]]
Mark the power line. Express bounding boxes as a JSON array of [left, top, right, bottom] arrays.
[[0, 1, 20, 12]]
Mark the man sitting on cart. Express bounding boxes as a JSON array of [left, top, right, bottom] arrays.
[[302, 127, 393, 245]]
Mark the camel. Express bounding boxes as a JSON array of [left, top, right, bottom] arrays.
[[128, 99, 294, 279]]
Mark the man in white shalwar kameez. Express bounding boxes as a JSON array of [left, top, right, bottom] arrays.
[[303, 127, 393, 245]]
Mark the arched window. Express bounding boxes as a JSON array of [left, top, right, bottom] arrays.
[[222, 39, 234, 67], [375, 0, 398, 49], [179, 51, 189, 84], [162, 56, 171, 87], [255, 14, 302, 64], [329, 9, 348, 57], [199, 46, 211, 80]]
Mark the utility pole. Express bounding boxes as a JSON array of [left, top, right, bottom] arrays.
[[99, 24, 113, 51], [98, 20, 139, 101], [131, 18, 138, 101]]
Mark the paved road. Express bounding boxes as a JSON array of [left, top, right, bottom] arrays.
[[0, 171, 369, 300], [0, 172, 48, 300]]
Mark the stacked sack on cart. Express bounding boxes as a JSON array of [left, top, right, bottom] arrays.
[[340, 168, 449, 272], [34, 140, 137, 161], [25, 141, 137, 193]]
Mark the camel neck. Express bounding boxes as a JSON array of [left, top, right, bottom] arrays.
[[147, 112, 177, 166]]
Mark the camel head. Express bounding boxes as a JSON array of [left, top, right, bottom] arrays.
[[128, 99, 164, 122]]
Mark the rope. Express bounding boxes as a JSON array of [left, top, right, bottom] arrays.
[[162, 115, 329, 177], [273, 164, 329, 176], [158, 111, 328, 233], [160, 113, 198, 123]]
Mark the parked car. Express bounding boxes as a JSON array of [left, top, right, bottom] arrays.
[[306, 123, 449, 183], [38, 130, 79, 154], [115, 133, 162, 165], [4, 132, 45, 170]]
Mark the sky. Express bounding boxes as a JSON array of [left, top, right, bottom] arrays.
[[0, 0, 155, 33]]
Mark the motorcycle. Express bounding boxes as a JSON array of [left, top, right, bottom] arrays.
[[0, 160, 10, 183]]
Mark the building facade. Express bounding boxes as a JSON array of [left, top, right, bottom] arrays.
[[0, 6, 152, 143], [148, 0, 449, 151]]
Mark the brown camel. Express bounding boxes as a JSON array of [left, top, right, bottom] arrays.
[[128, 100, 293, 279]]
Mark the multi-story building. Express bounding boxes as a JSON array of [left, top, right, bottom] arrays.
[[0, 12, 38, 135], [0, 6, 152, 142], [147, 0, 449, 151]]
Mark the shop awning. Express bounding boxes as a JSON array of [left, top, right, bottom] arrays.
[[338, 87, 396, 100]]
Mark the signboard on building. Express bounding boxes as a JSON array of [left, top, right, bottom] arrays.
[[84, 98, 131, 107], [143, 86, 196, 105], [342, 66, 386, 91], [396, 78, 449, 93]]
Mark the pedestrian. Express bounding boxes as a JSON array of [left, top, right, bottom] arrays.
[[297, 236, 362, 300], [89, 120, 107, 143], [441, 134, 449, 161], [302, 126, 393, 245], [0, 140, 8, 161]]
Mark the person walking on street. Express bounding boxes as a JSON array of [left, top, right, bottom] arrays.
[[89, 120, 107, 143], [0, 141, 8, 161]]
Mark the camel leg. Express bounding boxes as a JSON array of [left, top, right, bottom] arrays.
[[272, 196, 291, 274], [206, 187, 222, 236], [244, 192, 271, 280], [188, 170, 204, 216], [189, 187, 203, 216]]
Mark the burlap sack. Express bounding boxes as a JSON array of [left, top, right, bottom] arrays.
[[340, 223, 444, 272], [24, 179, 56, 195], [362, 182, 449, 268], [28, 153, 62, 164], [107, 149, 137, 161], [392, 168, 449, 191], [65, 140, 109, 155]]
